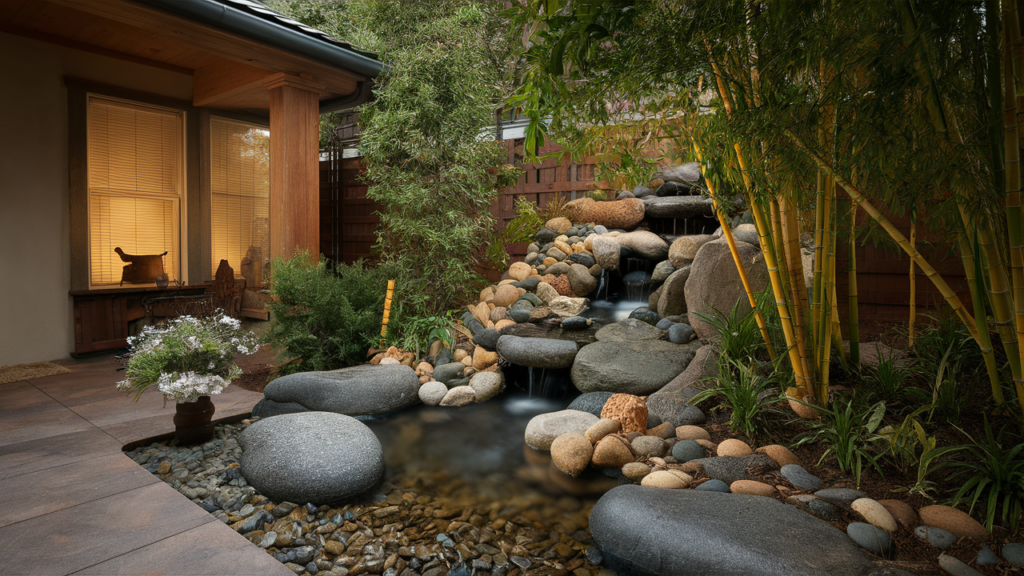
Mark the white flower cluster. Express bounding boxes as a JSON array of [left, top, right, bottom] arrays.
[[156, 371, 229, 403]]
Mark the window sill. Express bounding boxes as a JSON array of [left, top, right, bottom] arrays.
[[69, 284, 210, 297]]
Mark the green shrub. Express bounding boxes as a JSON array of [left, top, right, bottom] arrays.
[[693, 356, 786, 441], [796, 397, 887, 488], [266, 252, 401, 374], [948, 418, 1024, 534], [692, 299, 764, 362], [862, 355, 911, 405]]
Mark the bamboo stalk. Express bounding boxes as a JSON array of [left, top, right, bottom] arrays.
[[786, 129, 981, 343], [780, 193, 818, 399], [909, 214, 917, 348], [961, 232, 1005, 405], [1004, 0, 1024, 412], [848, 200, 860, 369]]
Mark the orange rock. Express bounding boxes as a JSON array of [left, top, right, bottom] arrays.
[[756, 445, 802, 467], [418, 375, 430, 384], [453, 349, 469, 362], [695, 439, 717, 452], [585, 419, 621, 444], [480, 286, 495, 302], [717, 439, 753, 457], [508, 261, 532, 282], [460, 356, 473, 367], [495, 319, 516, 331], [591, 435, 635, 468], [472, 347, 498, 370], [918, 505, 989, 539], [877, 499, 919, 529], [730, 480, 777, 497], [542, 274, 575, 297], [551, 433, 593, 478], [601, 394, 648, 434], [369, 353, 384, 365], [646, 422, 675, 439], [492, 284, 520, 308]]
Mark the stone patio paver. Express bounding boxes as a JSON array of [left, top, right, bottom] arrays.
[[0, 354, 291, 576]]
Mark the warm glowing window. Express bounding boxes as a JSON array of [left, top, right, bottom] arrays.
[[87, 96, 183, 286], [210, 117, 270, 280]]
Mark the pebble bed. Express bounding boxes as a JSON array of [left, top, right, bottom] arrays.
[[126, 418, 608, 576]]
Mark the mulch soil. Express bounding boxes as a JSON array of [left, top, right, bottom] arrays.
[[231, 347, 278, 393]]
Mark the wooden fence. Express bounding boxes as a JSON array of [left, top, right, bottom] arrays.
[[317, 140, 965, 330]]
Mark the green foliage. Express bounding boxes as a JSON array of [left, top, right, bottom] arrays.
[[878, 408, 962, 499], [693, 356, 785, 441], [387, 311, 457, 359], [266, 251, 401, 374], [948, 418, 1024, 533], [862, 355, 911, 405], [797, 398, 887, 488], [354, 0, 522, 317], [487, 197, 544, 271], [692, 299, 764, 362], [117, 313, 260, 402]]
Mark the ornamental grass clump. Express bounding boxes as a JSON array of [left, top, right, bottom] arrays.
[[117, 313, 260, 403]]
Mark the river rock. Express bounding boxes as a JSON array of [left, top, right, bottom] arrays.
[[692, 454, 778, 484], [695, 479, 730, 493], [591, 235, 621, 270], [525, 410, 600, 450], [433, 362, 466, 385], [877, 500, 918, 528], [781, 464, 823, 491], [591, 486, 894, 576], [600, 393, 648, 433], [717, 438, 752, 457], [676, 425, 710, 441], [646, 344, 716, 425], [595, 318, 666, 342], [938, 554, 985, 576], [918, 505, 988, 539], [815, 488, 868, 507], [631, 436, 667, 458], [474, 328, 500, 351], [561, 316, 592, 330], [546, 217, 572, 235], [656, 266, 690, 318], [239, 412, 384, 505], [567, 392, 615, 417], [852, 498, 897, 533], [508, 261, 532, 282], [585, 418, 621, 444], [668, 235, 712, 268], [656, 162, 701, 184], [547, 261, 571, 277], [566, 198, 645, 230], [509, 300, 534, 323], [611, 230, 669, 260], [572, 340, 694, 395], [757, 444, 802, 468], [648, 285, 663, 311], [536, 228, 557, 243], [254, 365, 420, 419], [642, 196, 715, 219], [418, 381, 448, 406], [622, 462, 651, 481], [1003, 543, 1024, 566], [469, 371, 505, 402], [914, 526, 956, 549], [654, 181, 690, 197], [627, 307, 661, 326], [440, 386, 476, 406], [591, 435, 635, 468], [492, 284, 520, 307], [730, 480, 777, 497], [536, 282, 560, 304], [667, 322, 696, 345], [732, 223, 759, 246], [567, 264, 597, 295], [976, 545, 1000, 565], [551, 433, 594, 478], [651, 260, 675, 282], [671, 439, 705, 463], [847, 523, 893, 558], [496, 335, 578, 369], [640, 470, 691, 489], [686, 238, 769, 340], [549, 296, 590, 317]]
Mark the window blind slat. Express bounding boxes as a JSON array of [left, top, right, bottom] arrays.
[[210, 117, 270, 278]]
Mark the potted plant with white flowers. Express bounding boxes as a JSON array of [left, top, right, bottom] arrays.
[[117, 312, 260, 444]]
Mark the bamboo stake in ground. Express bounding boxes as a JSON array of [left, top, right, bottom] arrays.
[[380, 280, 395, 347]]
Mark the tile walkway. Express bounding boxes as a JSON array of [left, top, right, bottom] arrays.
[[0, 354, 291, 575]]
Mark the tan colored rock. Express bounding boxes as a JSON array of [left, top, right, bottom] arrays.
[[601, 394, 648, 434], [550, 433, 593, 478], [492, 284, 520, 308], [573, 242, 587, 254], [566, 198, 645, 230], [516, 287, 527, 297], [536, 282, 559, 304], [480, 286, 495, 302], [508, 261, 532, 282], [646, 422, 675, 439], [453, 349, 469, 362], [852, 498, 898, 533], [591, 435, 635, 468], [756, 445, 802, 468], [918, 505, 989, 539], [877, 500, 919, 529], [468, 302, 490, 325], [649, 178, 665, 188], [460, 356, 473, 367], [415, 362, 434, 376], [554, 241, 573, 257], [585, 419, 621, 444], [641, 470, 692, 489], [730, 480, 777, 497], [546, 217, 573, 235], [787, 391, 821, 420], [717, 438, 753, 457], [622, 462, 651, 481], [490, 306, 508, 323], [379, 357, 400, 365], [529, 306, 553, 321], [418, 375, 431, 384], [498, 279, 517, 286], [495, 319, 516, 331], [678, 461, 703, 475], [584, 234, 595, 251], [549, 296, 589, 317], [668, 234, 712, 268], [695, 439, 718, 452], [473, 347, 498, 370], [675, 425, 710, 441]]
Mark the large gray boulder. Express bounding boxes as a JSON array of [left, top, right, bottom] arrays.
[[656, 266, 690, 318], [571, 340, 694, 395], [239, 412, 384, 505], [497, 335, 578, 369], [643, 196, 715, 220], [595, 318, 666, 342], [590, 486, 912, 576], [654, 162, 702, 184], [647, 344, 717, 426], [610, 231, 669, 261], [685, 238, 769, 340], [253, 364, 420, 418]]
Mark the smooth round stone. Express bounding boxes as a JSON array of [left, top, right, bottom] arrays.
[[628, 307, 661, 326], [525, 410, 600, 450], [694, 479, 729, 493], [585, 419, 621, 444], [561, 316, 591, 330], [919, 505, 989, 539], [496, 335, 578, 369], [730, 480, 776, 497], [975, 545, 999, 565], [938, 554, 985, 576], [675, 425, 710, 441], [640, 470, 691, 489], [1004, 543, 1024, 566], [809, 499, 836, 520], [914, 525, 956, 549], [671, 439, 705, 463], [440, 386, 476, 406], [433, 363, 466, 385], [655, 318, 676, 331], [851, 498, 897, 533], [418, 381, 448, 406], [567, 392, 615, 418], [815, 488, 867, 507], [622, 462, 651, 481], [551, 433, 594, 478], [631, 436, 667, 458], [519, 292, 542, 306], [469, 371, 505, 402], [781, 464, 823, 491], [667, 323, 696, 345], [717, 439, 752, 457], [846, 522, 893, 558], [758, 445, 801, 467], [877, 499, 919, 528]]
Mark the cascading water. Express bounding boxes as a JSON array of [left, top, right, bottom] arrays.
[[584, 256, 659, 322]]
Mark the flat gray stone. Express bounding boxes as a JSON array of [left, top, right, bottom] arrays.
[[976, 545, 1000, 565], [642, 196, 715, 219], [938, 554, 984, 576], [1004, 543, 1024, 566], [433, 363, 466, 385], [915, 526, 956, 549], [815, 488, 868, 507], [591, 486, 902, 576], [781, 464, 823, 491], [694, 479, 729, 493], [524, 410, 599, 450], [595, 318, 666, 342], [496, 335, 578, 369], [691, 454, 778, 484], [239, 412, 384, 505], [256, 365, 420, 418], [567, 392, 615, 418], [847, 522, 893, 558], [571, 340, 694, 395]]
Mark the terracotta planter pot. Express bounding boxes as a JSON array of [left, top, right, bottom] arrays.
[[174, 395, 216, 445]]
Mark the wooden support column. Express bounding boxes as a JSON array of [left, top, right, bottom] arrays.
[[265, 73, 325, 263]]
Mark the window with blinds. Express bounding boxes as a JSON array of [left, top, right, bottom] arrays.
[[210, 116, 270, 281], [87, 96, 183, 286]]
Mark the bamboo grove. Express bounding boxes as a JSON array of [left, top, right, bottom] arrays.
[[509, 0, 1024, 418]]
